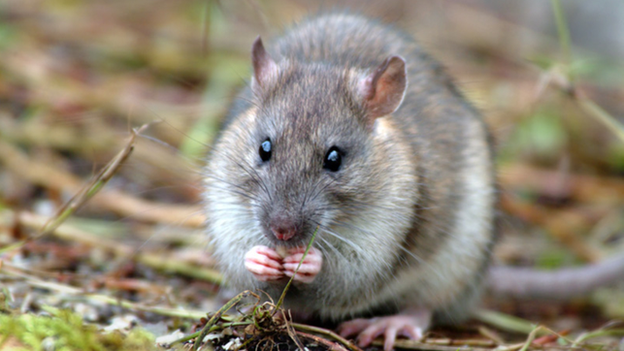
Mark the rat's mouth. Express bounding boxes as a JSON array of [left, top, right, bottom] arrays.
[[265, 232, 310, 248], [273, 228, 295, 241], [261, 223, 316, 249]]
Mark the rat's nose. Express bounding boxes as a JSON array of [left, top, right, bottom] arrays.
[[269, 216, 296, 241]]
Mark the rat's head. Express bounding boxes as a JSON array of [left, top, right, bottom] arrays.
[[213, 37, 407, 249]]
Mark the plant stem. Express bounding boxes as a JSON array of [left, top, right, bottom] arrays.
[[550, 0, 571, 65], [274, 226, 319, 311]]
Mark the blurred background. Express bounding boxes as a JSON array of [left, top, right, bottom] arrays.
[[0, 0, 623, 345]]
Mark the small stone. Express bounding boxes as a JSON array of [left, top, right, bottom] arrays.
[[155, 329, 186, 347], [223, 337, 244, 350], [103, 314, 139, 333]]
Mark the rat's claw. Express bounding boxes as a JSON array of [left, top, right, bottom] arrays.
[[282, 247, 322, 284], [244, 245, 284, 281], [357, 317, 422, 351], [338, 310, 431, 351]]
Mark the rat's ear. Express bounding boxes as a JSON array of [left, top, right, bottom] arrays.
[[251, 36, 278, 90], [358, 56, 407, 120]]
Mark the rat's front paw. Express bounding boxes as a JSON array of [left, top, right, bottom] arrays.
[[282, 247, 322, 283], [338, 309, 431, 351], [244, 245, 284, 282]]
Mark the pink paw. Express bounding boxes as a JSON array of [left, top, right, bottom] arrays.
[[282, 247, 323, 284], [244, 246, 284, 281], [338, 310, 431, 351]]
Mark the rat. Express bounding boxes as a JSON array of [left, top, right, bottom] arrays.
[[204, 12, 624, 351]]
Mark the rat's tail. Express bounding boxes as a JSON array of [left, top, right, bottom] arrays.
[[487, 255, 624, 299]]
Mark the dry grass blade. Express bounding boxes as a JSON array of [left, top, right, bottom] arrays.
[[515, 325, 575, 351], [0, 124, 147, 255], [274, 225, 319, 311], [572, 90, 624, 144], [550, 0, 571, 64], [284, 312, 307, 351], [478, 326, 505, 345], [572, 321, 624, 348], [518, 326, 542, 351], [296, 330, 349, 351], [473, 309, 540, 336], [291, 323, 363, 351], [38, 124, 149, 238], [192, 290, 259, 350]]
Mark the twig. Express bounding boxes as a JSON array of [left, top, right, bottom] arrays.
[[477, 325, 505, 345], [296, 331, 349, 351], [284, 315, 307, 351], [532, 329, 569, 346], [291, 323, 363, 351]]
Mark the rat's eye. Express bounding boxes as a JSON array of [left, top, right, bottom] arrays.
[[259, 138, 272, 162], [323, 146, 342, 172]]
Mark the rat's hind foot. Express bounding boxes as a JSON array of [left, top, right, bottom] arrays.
[[338, 309, 432, 351], [244, 245, 284, 282], [282, 247, 323, 284]]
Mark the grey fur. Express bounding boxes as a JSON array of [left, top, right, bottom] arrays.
[[204, 12, 496, 325]]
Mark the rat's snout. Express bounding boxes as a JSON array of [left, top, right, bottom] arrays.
[[269, 214, 297, 241]]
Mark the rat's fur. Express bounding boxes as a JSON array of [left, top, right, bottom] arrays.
[[204, 12, 496, 325]]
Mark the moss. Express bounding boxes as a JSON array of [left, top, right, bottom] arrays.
[[0, 308, 156, 351]]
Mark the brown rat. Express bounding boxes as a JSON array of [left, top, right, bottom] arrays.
[[203, 12, 624, 350], [205, 12, 495, 350]]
